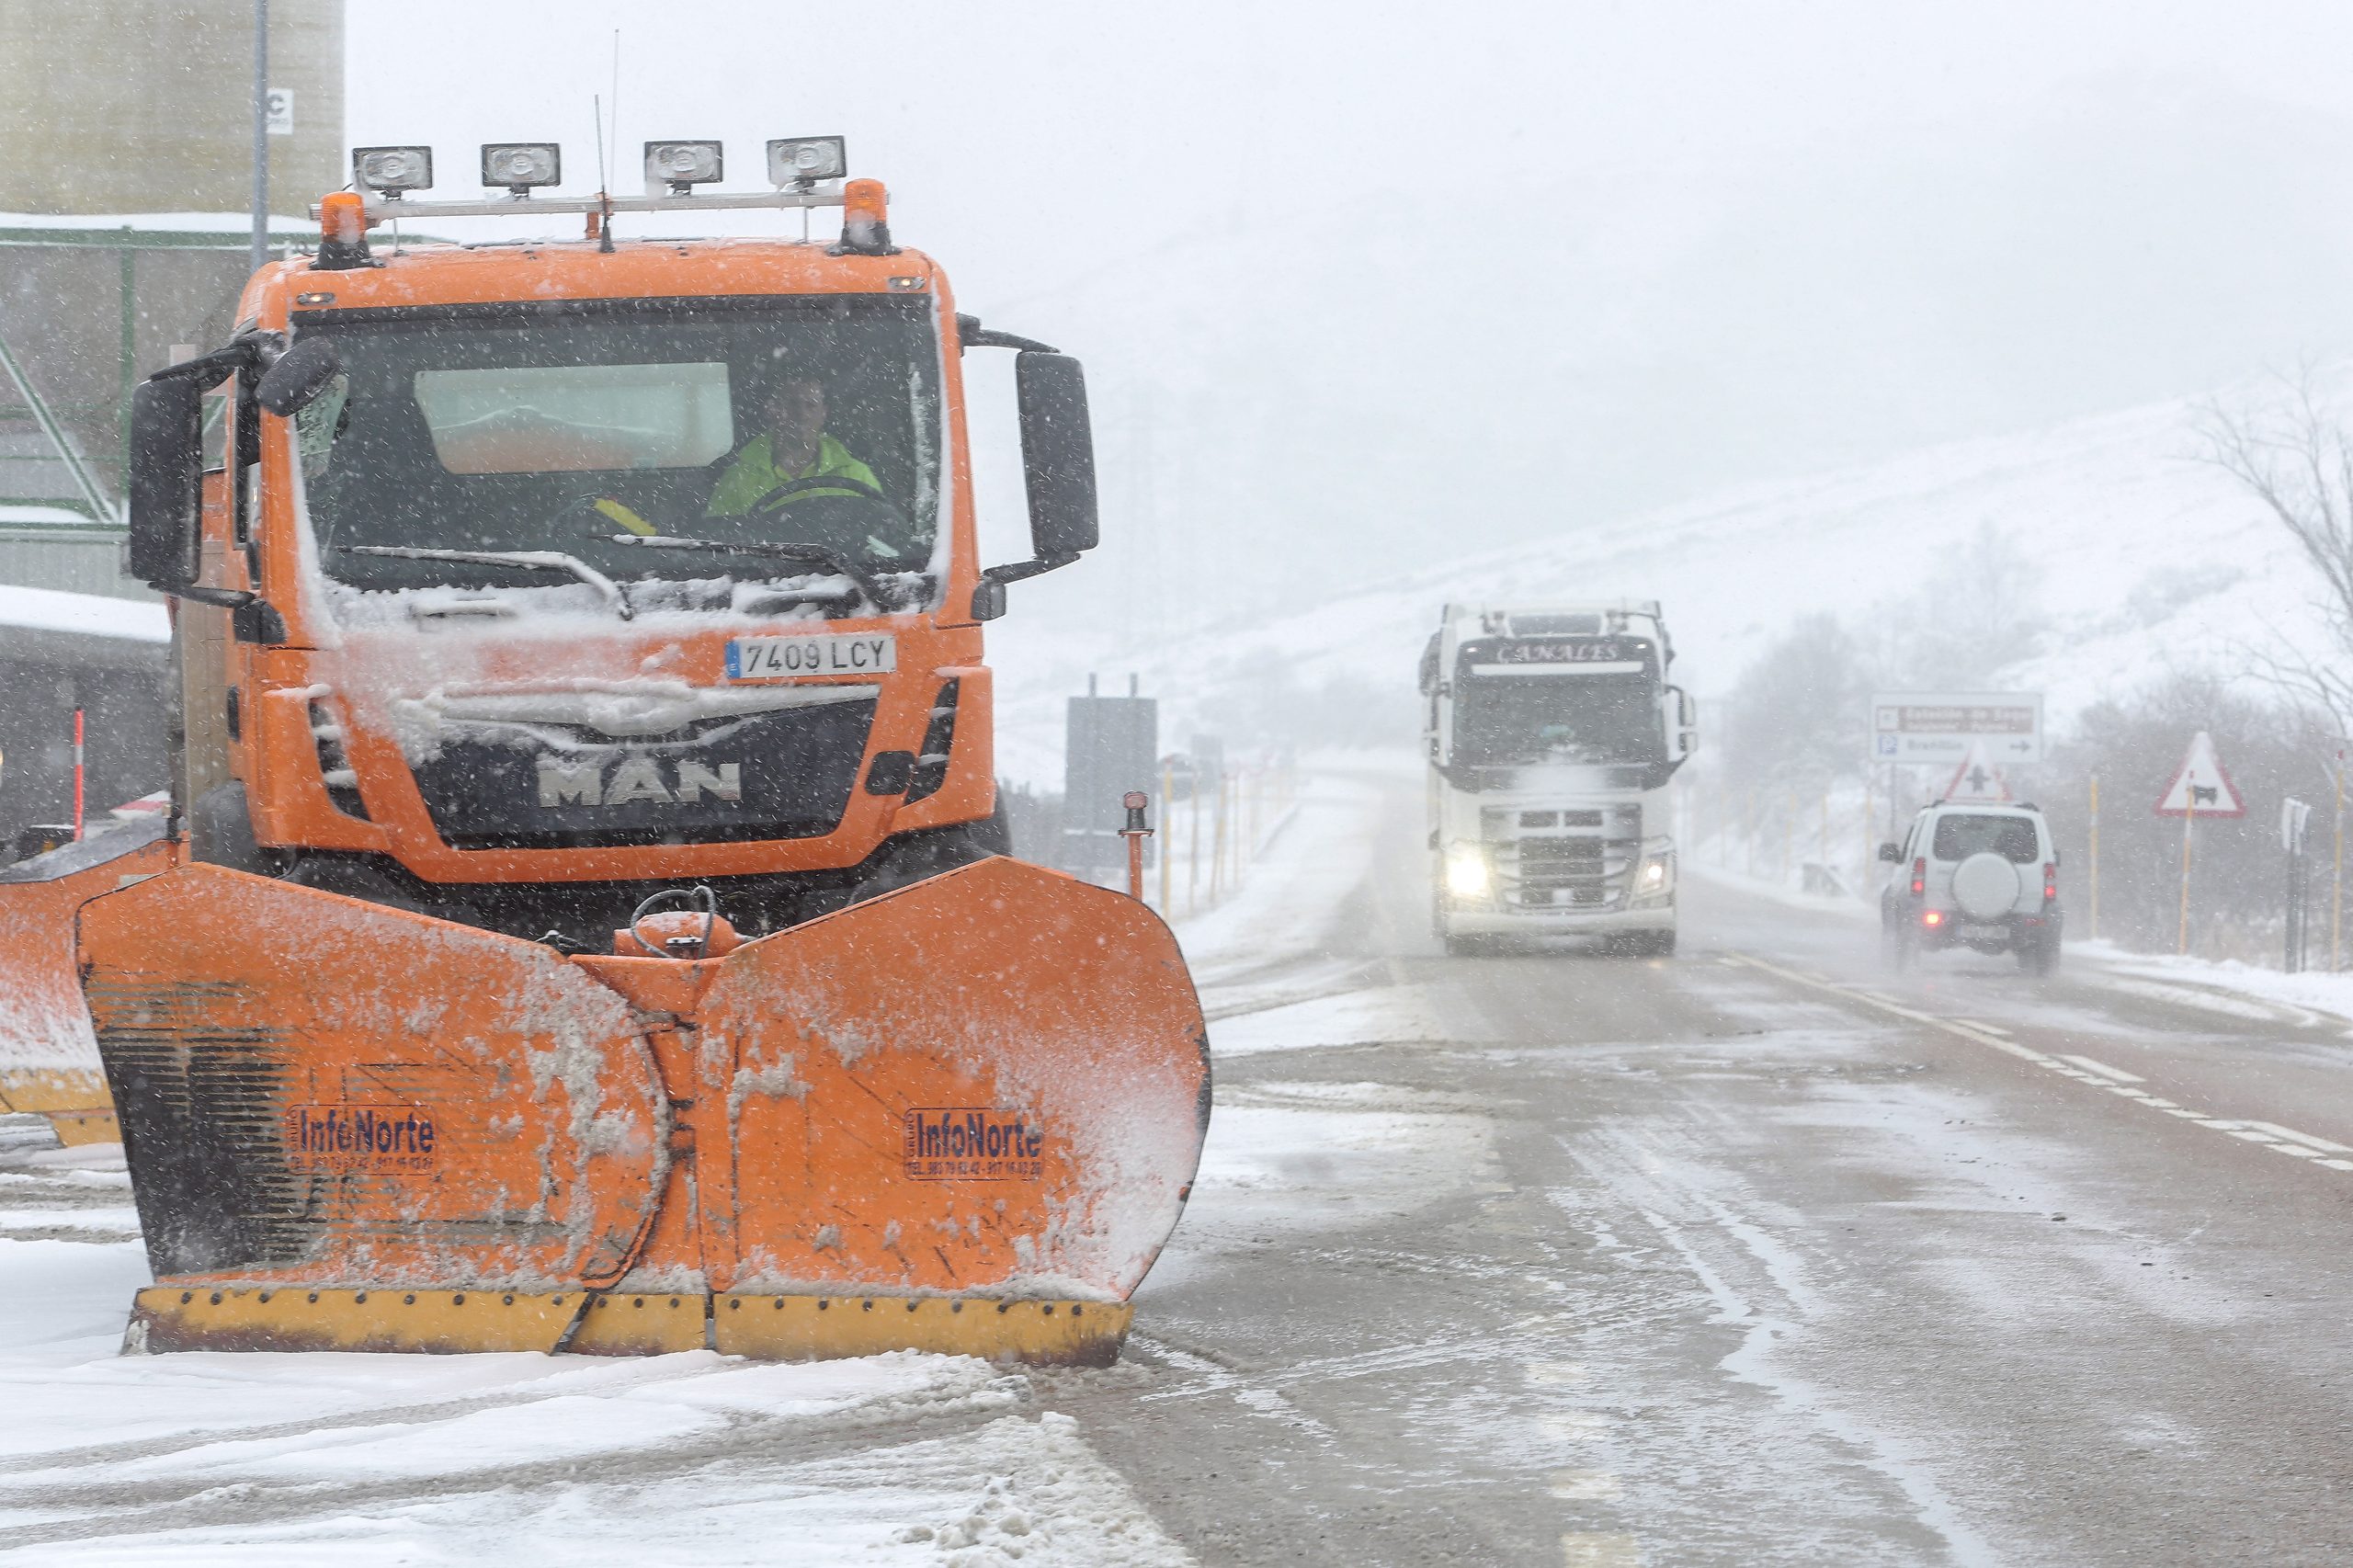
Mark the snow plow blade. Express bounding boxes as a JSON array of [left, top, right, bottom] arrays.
[[80, 855, 1209, 1363], [0, 824, 176, 1146]]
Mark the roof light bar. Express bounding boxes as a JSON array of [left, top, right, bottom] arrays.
[[318, 135, 863, 224], [481, 142, 561, 195], [352, 145, 433, 195], [767, 136, 846, 187], [644, 140, 723, 194]]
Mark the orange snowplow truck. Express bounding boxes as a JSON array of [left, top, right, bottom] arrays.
[[13, 139, 1210, 1362]]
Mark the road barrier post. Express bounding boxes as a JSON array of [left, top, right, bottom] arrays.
[[1119, 792, 1153, 902], [2335, 759, 2344, 971], [1159, 764, 1174, 913], [1820, 790, 1830, 881], [1210, 772, 1228, 904], [2087, 773, 2099, 944], [1188, 780, 1201, 916], [1862, 774, 1874, 885]]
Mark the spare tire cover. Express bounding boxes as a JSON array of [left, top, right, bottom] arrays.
[[1951, 852, 2021, 919]]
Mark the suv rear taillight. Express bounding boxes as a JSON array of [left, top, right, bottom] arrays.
[[2043, 860, 2057, 903], [1910, 857, 1926, 897]]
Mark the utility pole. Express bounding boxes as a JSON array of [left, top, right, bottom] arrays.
[[2177, 794, 2194, 957], [251, 0, 270, 274]]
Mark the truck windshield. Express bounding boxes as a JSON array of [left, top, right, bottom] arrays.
[[292, 295, 942, 606], [1453, 673, 1663, 767]]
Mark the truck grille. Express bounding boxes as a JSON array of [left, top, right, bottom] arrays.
[[412, 698, 878, 850], [1483, 805, 1641, 911]]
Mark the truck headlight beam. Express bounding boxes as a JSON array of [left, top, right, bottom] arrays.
[[1445, 845, 1490, 900]]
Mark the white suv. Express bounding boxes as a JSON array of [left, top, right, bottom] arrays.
[[1877, 802, 2063, 974]]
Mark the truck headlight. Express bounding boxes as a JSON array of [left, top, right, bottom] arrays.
[[1445, 844, 1490, 900], [1634, 850, 1675, 900]]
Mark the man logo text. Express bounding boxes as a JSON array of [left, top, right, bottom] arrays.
[[536, 757, 742, 808]]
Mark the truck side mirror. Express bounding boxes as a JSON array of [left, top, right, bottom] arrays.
[[1016, 351, 1097, 561], [972, 350, 1099, 619], [1877, 841, 1902, 862], [256, 336, 341, 416], [1662, 685, 1699, 761], [127, 377, 206, 590]]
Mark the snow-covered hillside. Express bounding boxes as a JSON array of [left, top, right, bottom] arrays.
[[990, 376, 2321, 787]]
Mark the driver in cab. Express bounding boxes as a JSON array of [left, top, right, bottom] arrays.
[[706, 375, 883, 526]]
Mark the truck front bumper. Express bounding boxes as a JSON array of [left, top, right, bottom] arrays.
[[1441, 903, 1674, 939]]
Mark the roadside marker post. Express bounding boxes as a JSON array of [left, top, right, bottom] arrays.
[[1862, 774, 1874, 883], [2087, 774, 2100, 943], [1119, 791, 1153, 903], [1188, 778, 1201, 915], [1159, 765, 1174, 913], [72, 709, 85, 841], [2334, 756, 2344, 972], [2179, 795, 2193, 955], [2283, 796, 2314, 973]]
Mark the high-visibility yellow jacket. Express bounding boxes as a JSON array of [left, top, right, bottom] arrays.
[[704, 432, 881, 517]]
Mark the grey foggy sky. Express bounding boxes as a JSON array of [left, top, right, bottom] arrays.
[[346, 1, 2353, 640]]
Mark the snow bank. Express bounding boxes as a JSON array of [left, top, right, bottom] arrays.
[[2075, 941, 2353, 1030], [0, 585, 166, 644]]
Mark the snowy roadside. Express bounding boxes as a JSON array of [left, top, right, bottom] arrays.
[[1688, 858, 2353, 1035], [0, 1229, 1195, 1565], [2071, 942, 2353, 1034], [1165, 753, 1466, 1058]]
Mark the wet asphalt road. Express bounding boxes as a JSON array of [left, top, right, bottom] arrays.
[[1063, 778, 2353, 1567]]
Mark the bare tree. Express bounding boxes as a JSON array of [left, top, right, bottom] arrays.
[[2198, 369, 2353, 730], [1871, 521, 2046, 688]]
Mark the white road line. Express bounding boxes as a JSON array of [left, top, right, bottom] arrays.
[[1525, 1360, 1590, 1387], [1953, 1018, 2013, 1036], [2241, 1120, 2353, 1153], [2061, 1054, 2144, 1084], [1726, 952, 2353, 1183], [1549, 1470, 1622, 1501], [1561, 1533, 1643, 1567]]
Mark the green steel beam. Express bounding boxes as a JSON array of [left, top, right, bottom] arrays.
[[0, 226, 314, 251], [0, 325, 119, 523]]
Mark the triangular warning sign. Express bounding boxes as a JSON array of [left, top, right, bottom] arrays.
[[2154, 730, 2245, 818], [1942, 741, 2012, 803]]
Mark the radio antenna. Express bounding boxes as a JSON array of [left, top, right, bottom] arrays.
[[590, 92, 616, 252], [608, 30, 622, 187]]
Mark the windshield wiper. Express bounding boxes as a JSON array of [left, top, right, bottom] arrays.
[[604, 534, 901, 612], [343, 546, 633, 619]]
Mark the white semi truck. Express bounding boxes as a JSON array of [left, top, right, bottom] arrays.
[[1420, 602, 1697, 956]]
